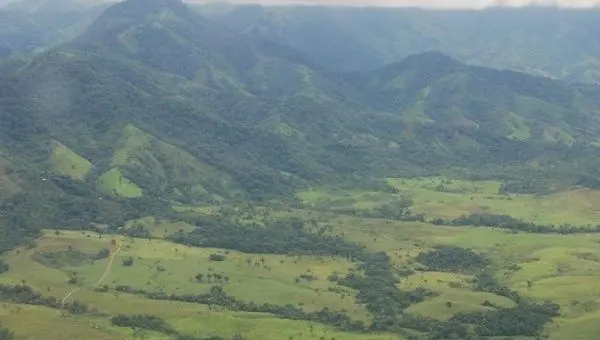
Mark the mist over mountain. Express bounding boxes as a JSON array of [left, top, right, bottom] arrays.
[[200, 4, 600, 83]]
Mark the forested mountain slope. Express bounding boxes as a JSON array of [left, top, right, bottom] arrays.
[[1, 0, 600, 249], [200, 4, 600, 84]]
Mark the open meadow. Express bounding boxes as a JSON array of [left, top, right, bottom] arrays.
[[299, 176, 600, 226], [2, 177, 600, 339]]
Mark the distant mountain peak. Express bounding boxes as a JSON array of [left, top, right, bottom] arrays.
[[117, 0, 183, 9], [396, 51, 463, 70]]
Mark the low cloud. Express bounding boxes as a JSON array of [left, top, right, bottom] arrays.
[[198, 0, 600, 8]]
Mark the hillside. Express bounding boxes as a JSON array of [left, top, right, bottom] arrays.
[[1, 0, 600, 209], [2, 1, 600, 339], [200, 4, 600, 84]]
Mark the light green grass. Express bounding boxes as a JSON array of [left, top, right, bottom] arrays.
[[406, 290, 515, 320], [1, 231, 368, 321], [298, 188, 400, 211], [0, 303, 122, 340], [97, 168, 143, 198], [400, 271, 515, 320], [0, 230, 393, 339], [49, 140, 92, 181], [328, 214, 600, 333], [505, 112, 532, 140], [387, 177, 600, 225]]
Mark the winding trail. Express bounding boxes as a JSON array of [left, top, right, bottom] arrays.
[[60, 239, 123, 306]]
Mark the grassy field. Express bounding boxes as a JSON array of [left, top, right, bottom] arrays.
[[298, 188, 398, 212], [298, 177, 600, 226], [49, 140, 92, 181], [97, 168, 143, 198], [387, 177, 600, 225], [0, 229, 383, 339], [3, 176, 600, 339], [322, 213, 600, 340]]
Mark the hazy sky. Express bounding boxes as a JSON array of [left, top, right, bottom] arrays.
[[211, 0, 600, 8]]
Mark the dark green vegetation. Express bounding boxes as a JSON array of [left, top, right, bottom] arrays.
[[201, 4, 600, 84], [416, 246, 489, 274], [0, 327, 14, 340], [110, 314, 181, 337], [435, 213, 600, 233], [0, 284, 90, 314], [169, 218, 364, 257]]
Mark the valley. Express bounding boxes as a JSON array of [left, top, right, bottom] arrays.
[[1, 0, 600, 339], [3, 183, 600, 339]]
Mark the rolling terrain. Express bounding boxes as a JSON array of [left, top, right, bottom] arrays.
[[201, 4, 600, 83], [1, 0, 600, 339]]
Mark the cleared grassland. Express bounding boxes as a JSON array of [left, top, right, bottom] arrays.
[[5, 176, 600, 339], [97, 168, 143, 198], [0, 297, 401, 340], [387, 177, 600, 226], [0, 303, 123, 340], [298, 188, 399, 212], [324, 214, 600, 338], [49, 140, 92, 181], [0, 230, 369, 321]]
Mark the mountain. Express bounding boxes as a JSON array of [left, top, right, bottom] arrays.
[[199, 4, 600, 84], [2, 0, 600, 249], [0, 0, 108, 58]]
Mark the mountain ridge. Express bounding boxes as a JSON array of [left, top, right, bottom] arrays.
[[200, 5, 600, 84], [0, 0, 600, 234]]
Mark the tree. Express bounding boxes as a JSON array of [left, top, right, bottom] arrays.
[[0, 260, 9, 274], [122, 257, 134, 266], [209, 254, 226, 262]]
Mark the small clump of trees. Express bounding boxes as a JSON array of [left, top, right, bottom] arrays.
[[111, 314, 174, 334], [122, 256, 134, 266], [208, 254, 225, 262], [415, 245, 489, 274], [0, 284, 91, 315]]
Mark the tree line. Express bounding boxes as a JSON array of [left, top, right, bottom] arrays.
[[167, 217, 365, 258], [432, 212, 600, 234], [0, 284, 91, 314], [111, 285, 365, 332]]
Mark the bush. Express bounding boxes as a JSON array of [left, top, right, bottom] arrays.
[[208, 254, 225, 262], [0, 260, 9, 274], [122, 256, 134, 266]]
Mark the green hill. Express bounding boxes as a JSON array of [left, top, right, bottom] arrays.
[[1, 0, 600, 212]]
